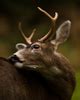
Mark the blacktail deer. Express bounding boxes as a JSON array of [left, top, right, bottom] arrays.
[[0, 7, 76, 100]]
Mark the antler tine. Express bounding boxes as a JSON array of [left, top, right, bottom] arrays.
[[19, 22, 27, 42], [28, 28, 36, 44], [18, 22, 36, 44], [37, 7, 58, 42]]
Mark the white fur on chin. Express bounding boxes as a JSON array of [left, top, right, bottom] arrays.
[[15, 62, 23, 68]]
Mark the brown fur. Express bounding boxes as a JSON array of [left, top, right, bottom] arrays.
[[0, 55, 76, 100]]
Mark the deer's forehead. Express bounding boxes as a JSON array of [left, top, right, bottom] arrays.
[[30, 42, 54, 49], [31, 42, 42, 47]]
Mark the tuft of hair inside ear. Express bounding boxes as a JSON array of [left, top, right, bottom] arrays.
[[51, 20, 71, 48]]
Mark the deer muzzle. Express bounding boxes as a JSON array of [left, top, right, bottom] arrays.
[[8, 55, 24, 68]]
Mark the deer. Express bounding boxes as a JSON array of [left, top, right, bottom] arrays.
[[0, 7, 76, 100]]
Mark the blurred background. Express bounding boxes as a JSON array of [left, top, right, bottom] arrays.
[[0, 0, 80, 99]]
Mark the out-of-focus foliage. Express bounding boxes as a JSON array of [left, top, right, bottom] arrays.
[[0, 0, 80, 66], [0, 0, 79, 68], [0, 2, 80, 64], [0, 1, 80, 99], [72, 72, 80, 100]]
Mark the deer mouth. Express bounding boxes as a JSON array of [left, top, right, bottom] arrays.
[[8, 54, 42, 69], [8, 55, 39, 69]]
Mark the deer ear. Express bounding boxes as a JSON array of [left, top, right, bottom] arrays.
[[51, 20, 71, 47], [16, 43, 26, 50]]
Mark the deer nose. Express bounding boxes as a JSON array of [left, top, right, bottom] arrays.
[[8, 55, 23, 64]]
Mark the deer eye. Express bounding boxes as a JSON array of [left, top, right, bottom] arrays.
[[31, 44, 40, 49]]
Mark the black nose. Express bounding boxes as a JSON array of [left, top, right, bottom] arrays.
[[8, 55, 21, 64]]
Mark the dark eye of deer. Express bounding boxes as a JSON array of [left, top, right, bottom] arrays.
[[31, 44, 40, 49]]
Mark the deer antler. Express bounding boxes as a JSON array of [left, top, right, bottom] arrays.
[[19, 22, 36, 44], [18, 7, 58, 43], [37, 7, 58, 42]]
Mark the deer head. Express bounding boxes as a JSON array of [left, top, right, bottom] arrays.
[[9, 7, 71, 70], [8, 7, 76, 100]]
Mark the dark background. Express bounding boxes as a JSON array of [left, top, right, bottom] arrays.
[[0, 0, 80, 99]]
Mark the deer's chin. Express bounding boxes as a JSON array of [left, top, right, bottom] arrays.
[[14, 62, 24, 68], [15, 62, 40, 69]]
